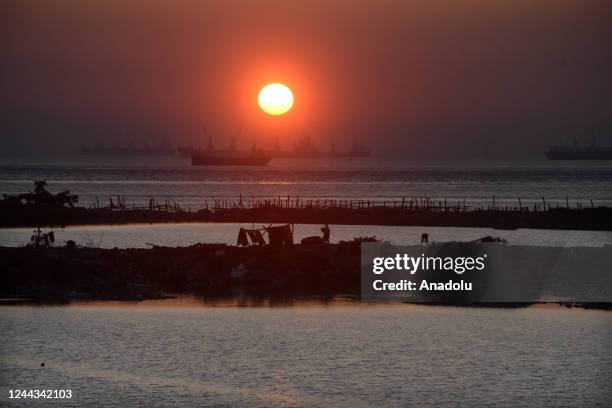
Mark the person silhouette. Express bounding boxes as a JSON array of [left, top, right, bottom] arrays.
[[321, 224, 331, 243]]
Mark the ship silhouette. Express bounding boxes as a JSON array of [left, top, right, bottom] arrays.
[[345, 141, 371, 158], [271, 136, 325, 158], [545, 138, 612, 160], [270, 136, 371, 159], [190, 128, 271, 166], [177, 145, 193, 158]]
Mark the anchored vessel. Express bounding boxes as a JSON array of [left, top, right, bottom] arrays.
[[343, 142, 371, 158], [191, 131, 271, 166], [270, 136, 326, 158], [177, 145, 193, 158], [271, 136, 371, 159], [191, 149, 271, 166], [545, 139, 612, 160], [184, 128, 370, 163]]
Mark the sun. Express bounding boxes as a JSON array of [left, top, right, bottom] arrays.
[[258, 83, 294, 116]]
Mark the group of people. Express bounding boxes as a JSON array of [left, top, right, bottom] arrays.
[[237, 224, 433, 247]]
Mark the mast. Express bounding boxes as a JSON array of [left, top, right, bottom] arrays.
[[230, 127, 241, 151], [205, 127, 214, 152]]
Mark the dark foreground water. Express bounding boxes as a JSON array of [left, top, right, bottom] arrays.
[[1, 301, 611, 407]]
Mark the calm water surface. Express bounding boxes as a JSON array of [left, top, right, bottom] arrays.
[[0, 301, 610, 407], [1, 223, 611, 248], [1, 158, 611, 209]]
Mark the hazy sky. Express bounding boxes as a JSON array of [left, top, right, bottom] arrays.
[[1, 0, 611, 157]]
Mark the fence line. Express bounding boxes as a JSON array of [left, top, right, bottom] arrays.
[[87, 194, 599, 214]]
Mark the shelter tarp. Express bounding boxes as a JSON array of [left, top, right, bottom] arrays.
[[266, 224, 293, 247]]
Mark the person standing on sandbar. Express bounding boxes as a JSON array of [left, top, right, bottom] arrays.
[[321, 224, 330, 243]]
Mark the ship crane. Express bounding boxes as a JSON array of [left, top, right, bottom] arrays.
[[230, 127, 241, 151], [205, 127, 214, 152]]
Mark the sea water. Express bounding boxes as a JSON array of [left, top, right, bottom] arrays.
[[1, 157, 611, 209], [0, 302, 610, 407]]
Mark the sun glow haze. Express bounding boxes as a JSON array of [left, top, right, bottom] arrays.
[[258, 83, 294, 116]]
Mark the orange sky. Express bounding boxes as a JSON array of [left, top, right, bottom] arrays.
[[1, 0, 611, 156]]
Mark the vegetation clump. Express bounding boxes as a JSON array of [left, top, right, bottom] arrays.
[[3, 180, 78, 207]]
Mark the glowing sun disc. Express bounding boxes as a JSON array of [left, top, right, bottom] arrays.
[[258, 83, 294, 116]]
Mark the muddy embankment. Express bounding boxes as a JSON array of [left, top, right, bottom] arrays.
[[0, 242, 363, 302], [1, 242, 611, 309], [1, 203, 612, 230]]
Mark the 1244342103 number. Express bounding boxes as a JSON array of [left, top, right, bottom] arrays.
[[9, 389, 72, 399]]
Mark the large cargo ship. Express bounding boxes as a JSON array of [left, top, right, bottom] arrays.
[[270, 136, 325, 158], [191, 150, 271, 166], [184, 130, 370, 162], [191, 136, 271, 166], [342, 142, 371, 158], [545, 139, 612, 160], [177, 145, 193, 158], [271, 136, 371, 159]]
